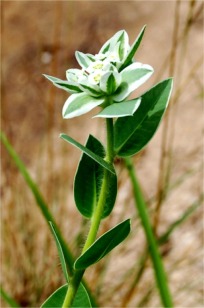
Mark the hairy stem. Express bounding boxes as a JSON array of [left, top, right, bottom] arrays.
[[62, 118, 114, 307], [124, 157, 173, 307]]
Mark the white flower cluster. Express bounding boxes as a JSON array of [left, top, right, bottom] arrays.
[[44, 27, 154, 119]]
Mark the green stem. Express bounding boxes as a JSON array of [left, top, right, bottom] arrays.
[[106, 118, 114, 162], [62, 118, 114, 307], [124, 157, 173, 308]]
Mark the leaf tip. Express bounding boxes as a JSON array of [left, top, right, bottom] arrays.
[[59, 133, 65, 140]]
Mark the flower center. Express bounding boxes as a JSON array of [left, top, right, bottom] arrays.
[[93, 63, 103, 70]]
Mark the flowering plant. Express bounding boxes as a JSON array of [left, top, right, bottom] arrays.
[[42, 26, 173, 307], [44, 27, 153, 119]]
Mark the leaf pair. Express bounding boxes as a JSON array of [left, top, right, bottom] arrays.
[[41, 223, 91, 307], [41, 220, 131, 307], [41, 284, 91, 308]]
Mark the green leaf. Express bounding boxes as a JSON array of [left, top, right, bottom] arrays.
[[114, 78, 173, 157], [74, 219, 131, 270], [62, 92, 104, 119], [119, 25, 146, 71], [71, 283, 92, 307], [75, 51, 94, 69], [95, 98, 141, 118], [117, 31, 129, 61], [99, 30, 128, 54], [49, 222, 69, 282], [79, 80, 102, 97], [60, 133, 115, 174], [43, 74, 82, 94], [41, 283, 91, 307], [100, 71, 121, 95], [74, 135, 117, 218], [113, 63, 154, 102]]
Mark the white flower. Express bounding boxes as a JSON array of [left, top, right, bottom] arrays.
[[88, 70, 104, 85], [66, 69, 87, 83], [86, 60, 106, 74], [44, 26, 154, 119]]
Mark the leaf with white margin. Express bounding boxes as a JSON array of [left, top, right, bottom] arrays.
[[79, 79, 102, 97], [75, 51, 94, 69], [113, 62, 154, 102], [100, 71, 121, 95], [66, 69, 87, 83], [99, 30, 129, 55], [43, 74, 82, 93], [95, 98, 141, 118], [118, 30, 129, 61], [62, 92, 104, 119], [119, 25, 146, 71]]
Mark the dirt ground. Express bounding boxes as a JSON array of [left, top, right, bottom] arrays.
[[1, 1, 203, 307]]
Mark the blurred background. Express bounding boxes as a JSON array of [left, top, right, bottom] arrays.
[[1, 1, 203, 307]]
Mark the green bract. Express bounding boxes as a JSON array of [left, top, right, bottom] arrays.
[[44, 26, 154, 119]]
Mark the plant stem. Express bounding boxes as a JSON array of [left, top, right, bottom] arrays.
[[106, 118, 114, 162], [62, 118, 114, 307], [124, 157, 173, 307]]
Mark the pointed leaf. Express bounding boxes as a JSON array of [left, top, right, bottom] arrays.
[[113, 62, 154, 102], [71, 283, 92, 307], [74, 219, 131, 270], [95, 98, 141, 118], [99, 30, 128, 54], [114, 78, 173, 157], [75, 51, 94, 69], [100, 71, 121, 95], [43, 74, 82, 93], [60, 133, 115, 174], [62, 93, 104, 119], [74, 135, 117, 218], [119, 25, 146, 71], [118, 31, 129, 61], [49, 222, 69, 282], [41, 283, 91, 307], [79, 80, 102, 97]]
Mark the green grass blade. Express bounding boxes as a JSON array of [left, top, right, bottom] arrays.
[[124, 157, 173, 307], [0, 131, 74, 275], [0, 286, 20, 307]]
